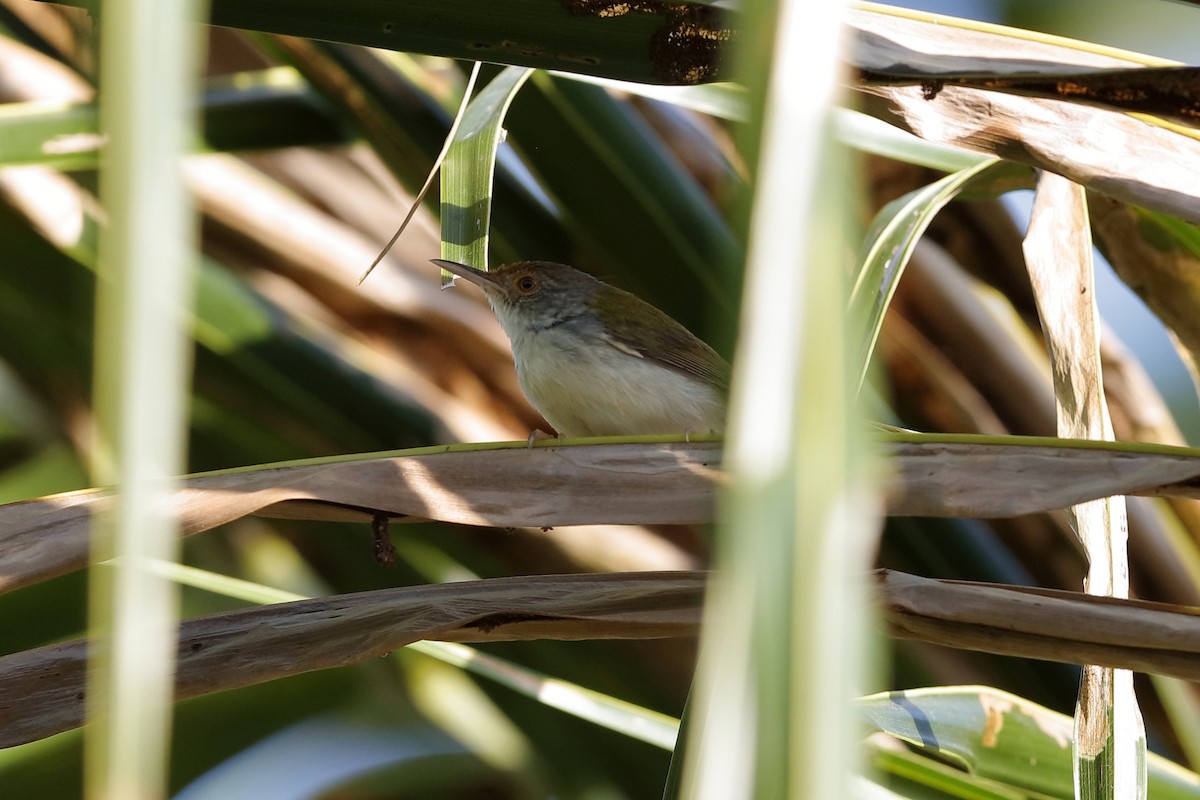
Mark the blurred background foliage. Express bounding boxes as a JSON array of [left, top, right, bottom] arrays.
[[4, 0, 1200, 797], [0, 2, 724, 796]]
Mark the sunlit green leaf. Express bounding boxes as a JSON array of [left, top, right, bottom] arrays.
[[833, 108, 988, 173], [860, 687, 1200, 800], [439, 66, 534, 270], [851, 159, 1010, 391]]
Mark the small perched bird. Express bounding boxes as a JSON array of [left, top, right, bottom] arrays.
[[432, 259, 729, 438]]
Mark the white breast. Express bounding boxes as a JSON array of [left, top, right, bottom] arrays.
[[510, 326, 725, 437]]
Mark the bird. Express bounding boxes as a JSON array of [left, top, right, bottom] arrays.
[[432, 259, 728, 438]]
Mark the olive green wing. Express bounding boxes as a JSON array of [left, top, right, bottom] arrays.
[[596, 289, 731, 390]]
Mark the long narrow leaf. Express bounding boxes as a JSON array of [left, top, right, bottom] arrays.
[[50, 0, 736, 85], [850, 158, 1007, 391], [0, 571, 703, 749], [11, 436, 1200, 595], [86, 0, 203, 794], [439, 66, 533, 271], [832, 107, 989, 173], [861, 687, 1200, 800], [683, 0, 869, 797], [879, 570, 1200, 684], [1024, 172, 1146, 798], [159, 562, 683, 751], [849, 6, 1200, 225]]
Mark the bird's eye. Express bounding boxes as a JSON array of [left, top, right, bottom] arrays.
[[516, 275, 537, 292]]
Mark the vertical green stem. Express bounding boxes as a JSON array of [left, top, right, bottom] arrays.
[[86, 0, 204, 797], [681, 0, 875, 797]]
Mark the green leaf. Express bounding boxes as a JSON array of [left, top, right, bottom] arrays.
[[0, 100, 99, 170], [868, 741, 1035, 799], [439, 66, 534, 270], [681, 0, 869, 796], [833, 108, 989, 173], [0, 70, 347, 170], [258, 42, 568, 264], [860, 687, 1200, 800], [54, 0, 736, 85], [551, 72, 747, 120], [850, 158, 1011, 392]]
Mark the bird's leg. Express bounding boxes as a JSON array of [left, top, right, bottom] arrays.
[[526, 428, 557, 448]]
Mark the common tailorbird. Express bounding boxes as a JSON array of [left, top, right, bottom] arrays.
[[432, 259, 728, 437]]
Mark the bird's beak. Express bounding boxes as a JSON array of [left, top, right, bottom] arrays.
[[430, 258, 500, 289]]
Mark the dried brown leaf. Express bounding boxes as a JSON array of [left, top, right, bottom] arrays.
[[0, 571, 704, 748], [849, 8, 1200, 224], [9, 439, 1200, 597], [1023, 171, 1143, 781], [880, 569, 1200, 681], [9, 564, 1200, 751], [884, 438, 1200, 517], [0, 442, 723, 593]]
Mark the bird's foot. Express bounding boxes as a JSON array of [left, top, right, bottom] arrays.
[[526, 428, 557, 448]]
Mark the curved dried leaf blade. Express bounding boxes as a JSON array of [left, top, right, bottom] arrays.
[[10, 438, 1200, 594], [0, 571, 704, 749], [1024, 172, 1145, 796], [849, 7, 1200, 225], [848, 5, 1173, 77], [0, 441, 722, 593], [851, 2, 1200, 130], [879, 570, 1200, 683], [1090, 198, 1200, 392], [883, 438, 1200, 517], [860, 67, 1200, 128]]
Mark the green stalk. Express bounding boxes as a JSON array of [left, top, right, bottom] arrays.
[[85, 0, 205, 796], [681, 0, 876, 797]]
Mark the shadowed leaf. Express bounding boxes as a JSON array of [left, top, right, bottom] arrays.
[[11, 437, 1200, 594], [0, 571, 704, 748]]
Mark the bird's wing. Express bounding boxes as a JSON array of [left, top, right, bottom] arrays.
[[599, 295, 731, 390]]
